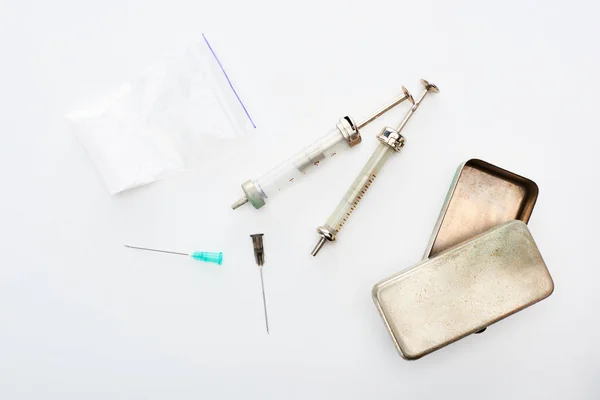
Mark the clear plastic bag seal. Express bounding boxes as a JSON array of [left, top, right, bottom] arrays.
[[67, 35, 255, 194]]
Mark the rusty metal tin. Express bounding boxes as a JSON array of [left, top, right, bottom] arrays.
[[423, 159, 539, 259], [372, 220, 554, 360]]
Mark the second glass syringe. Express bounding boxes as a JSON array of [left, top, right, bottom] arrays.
[[231, 88, 414, 210], [311, 80, 439, 256]]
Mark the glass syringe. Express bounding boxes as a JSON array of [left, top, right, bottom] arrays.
[[311, 79, 439, 256], [231, 87, 414, 210]]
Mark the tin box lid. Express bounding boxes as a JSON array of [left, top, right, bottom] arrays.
[[372, 220, 553, 360]]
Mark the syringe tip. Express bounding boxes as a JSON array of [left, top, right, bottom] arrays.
[[231, 196, 249, 210], [311, 236, 327, 257]]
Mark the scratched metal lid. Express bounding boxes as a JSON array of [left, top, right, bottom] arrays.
[[372, 220, 554, 360]]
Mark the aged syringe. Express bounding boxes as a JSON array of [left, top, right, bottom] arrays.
[[231, 88, 414, 210], [311, 80, 439, 256]]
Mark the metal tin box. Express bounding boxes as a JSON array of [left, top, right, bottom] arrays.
[[424, 159, 538, 259], [372, 220, 554, 360]]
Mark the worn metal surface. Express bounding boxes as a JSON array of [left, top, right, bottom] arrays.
[[336, 117, 361, 148], [424, 159, 538, 259], [373, 220, 554, 360], [241, 180, 266, 209], [377, 126, 405, 152]]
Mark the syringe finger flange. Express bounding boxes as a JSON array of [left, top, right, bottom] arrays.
[[337, 117, 361, 147], [377, 127, 406, 152]]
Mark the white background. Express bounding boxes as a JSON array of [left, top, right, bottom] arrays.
[[1, 0, 599, 399]]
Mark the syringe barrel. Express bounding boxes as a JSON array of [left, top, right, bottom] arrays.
[[253, 125, 354, 200], [323, 143, 394, 236]]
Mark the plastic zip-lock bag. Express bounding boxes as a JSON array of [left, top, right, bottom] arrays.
[[67, 35, 255, 194]]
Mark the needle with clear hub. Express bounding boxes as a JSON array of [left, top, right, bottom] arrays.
[[125, 245, 224, 265], [311, 79, 440, 256], [231, 87, 414, 211], [250, 234, 269, 334]]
